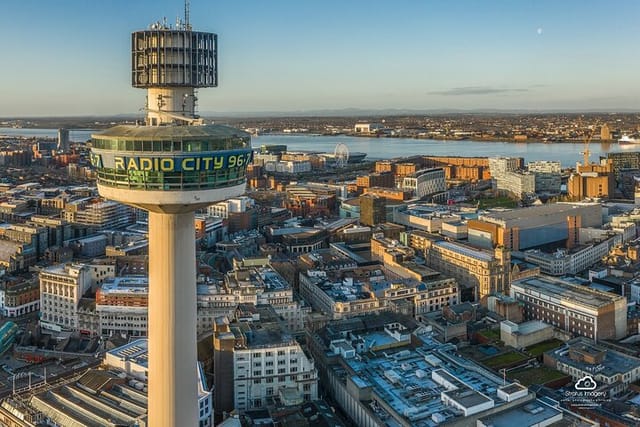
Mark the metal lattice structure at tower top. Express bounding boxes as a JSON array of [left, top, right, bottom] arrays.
[[131, 11, 217, 126]]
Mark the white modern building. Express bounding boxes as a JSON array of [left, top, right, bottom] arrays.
[[489, 157, 521, 178], [495, 171, 536, 198], [528, 160, 561, 174], [354, 122, 384, 134], [402, 168, 446, 199], [208, 196, 255, 219], [264, 160, 312, 174]]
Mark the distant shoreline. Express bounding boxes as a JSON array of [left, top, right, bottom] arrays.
[[261, 132, 619, 145]]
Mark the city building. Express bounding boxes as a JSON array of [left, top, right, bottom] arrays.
[[394, 204, 469, 234], [0, 276, 39, 317], [284, 184, 338, 218], [528, 160, 562, 193], [544, 337, 640, 397], [494, 171, 536, 199], [57, 128, 70, 152], [600, 123, 611, 141], [89, 12, 252, 425], [401, 167, 446, 199], [213, 305, 318, 420], [105, 339, 213, 427], [605, 151, 640, 180], [488, 157, 524, 180], [467, 203, 602, 250], [422, 156, 491, 181], [568, 159, 615, 200], [521, 233, 618, 276], [421, 240, 511, 302], [356, 172, 395, 191], [354, 122, 384, 134], [500, 320, 555, 349], [0, 368, 148, 426], [194, 216, 226, 249], [510, 275, 627, 340], [207, 196, 257, 233], [63, 199, 133, 229], [83, 261, 306, 338], [39, 263, 114, 332], [488, 157, 527, 197], [362, 186, 413, 201], [308, 313, 536, 427], [207, 196, 254, 218], [299, 249, 458, 321], [359, 193, 386, 227], [267, 226, 328, 254], [221, 259, 308, 333], [339, 197, 360, 219], [477, 400, 563, 427], [96, 276, 149, 337], [264, 159, 312, 174]]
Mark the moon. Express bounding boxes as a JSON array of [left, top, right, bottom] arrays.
[[537, 27, 543, 35]]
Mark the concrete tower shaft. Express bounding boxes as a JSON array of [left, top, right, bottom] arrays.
[[147, 211, 198, 426]]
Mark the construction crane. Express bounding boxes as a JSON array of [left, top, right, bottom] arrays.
[[580, 120, 600, 167]]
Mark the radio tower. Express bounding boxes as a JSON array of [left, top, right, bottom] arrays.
[[90, 3, 252, 425]]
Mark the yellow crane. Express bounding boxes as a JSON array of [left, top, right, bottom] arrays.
[[580, 120, 600, 167]]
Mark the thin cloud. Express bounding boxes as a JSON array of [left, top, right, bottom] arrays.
[[429, 86, 529, 96]]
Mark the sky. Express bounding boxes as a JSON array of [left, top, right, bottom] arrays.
[[1, 0, 639, 116]]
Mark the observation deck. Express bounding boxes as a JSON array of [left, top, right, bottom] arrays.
[[91, 124, 252, 212]]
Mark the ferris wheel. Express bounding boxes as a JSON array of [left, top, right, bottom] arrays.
[[334, 143, 350, 168]]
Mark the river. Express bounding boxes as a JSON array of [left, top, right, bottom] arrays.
[[254, 134, 631, 167], [1, 127, 634, 167]]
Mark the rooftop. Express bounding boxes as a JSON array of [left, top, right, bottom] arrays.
[[340, 337, 508, 426], [479, 203, 600, 224], [546, 338, 640, 378], [512, 275, 625, 309], [99, 276, 148, 294], [107, 338, 149, 368], [443, 387, 493, 408], [92, 124, 250, 141], [478, 400, 562, 427], [231, 305, 295, 349], [510, 320, 553, 335], [12, 368, 148, 426], [435, 240, 493, 262]]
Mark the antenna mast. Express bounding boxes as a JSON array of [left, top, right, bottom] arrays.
[[184, 0, 191, 31]]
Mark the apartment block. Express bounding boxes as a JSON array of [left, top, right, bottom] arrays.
[[213, 305, 318, 420]]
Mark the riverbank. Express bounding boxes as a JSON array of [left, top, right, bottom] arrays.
[[265, 132, 615, 145]]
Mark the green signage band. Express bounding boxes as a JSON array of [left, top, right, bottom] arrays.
[[90, 149, 253, 172]]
